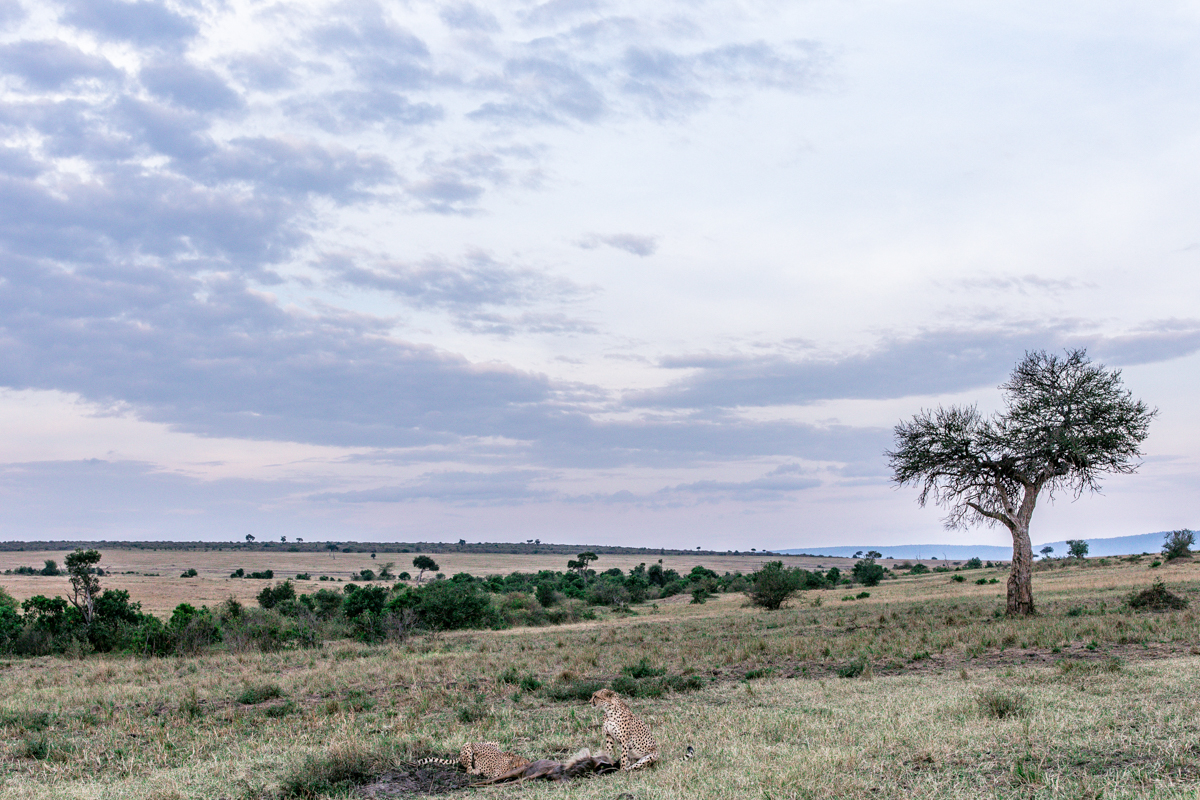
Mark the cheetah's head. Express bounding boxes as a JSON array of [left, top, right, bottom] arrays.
[[589, 688, 618, 708]]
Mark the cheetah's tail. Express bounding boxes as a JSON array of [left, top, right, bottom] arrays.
[[416, 757, 459, 769], [682, 746, 694, 761]]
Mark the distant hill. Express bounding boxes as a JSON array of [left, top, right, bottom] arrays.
[[781, 530, 1188, 561]]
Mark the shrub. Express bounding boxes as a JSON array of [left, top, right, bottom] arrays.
[[40, 560, 60, 577], [855, 591, 870, 599], [230, 568, 244, 578], [257, 581, 296, 609], [690, 587, 708, 604], [975, 578, 988, 585], [951, 574, 965, 583], [976, 689, 1028, 719], [295, 573, 311, 580], [535, 582, 556, 608], [1127, 580, 1189, 611], [852, 559, 885, 587], [1163, 529, 1195, 561], [837, 658, 867, 678], [237, 683, 284, 705], [518, 674, 542, 692], [278, 742, 394, 799], [622, 658, 665, 679], [964, 557, 983, 569], [180, 568, 198, 578], [909, 563, 929, 575], [414, 579, 493, 630], [248, 570, 275, 580], [746, 562, 801, 610]]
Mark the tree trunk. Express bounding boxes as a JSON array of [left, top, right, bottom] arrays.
[[1006, 521, 1036, 616]]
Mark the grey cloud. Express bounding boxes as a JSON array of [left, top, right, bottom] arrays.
[[0, 40, 121, 90], [316, 469, 554, 505], [287, 90, 443, 133], [629, 324, 1200, 410], [470, 56, 606, 124], [60, 0, 198, 46], [0, 459, 318, 539], [311, 5, 432, 89], [228, 53, 299, 92], [955, 274, 1091, 295], [0, 0, 24, 27], [520, 0, 603, 27], [639, 463, 822, 505], [327, 252, 582, 310], [439, 2, 500, 32], [577, 232, 657, 256], [197, 138, 394, 201], [140, 60, 243, 112], [0, 145, 41, 178], [114, 97, 215, 160]]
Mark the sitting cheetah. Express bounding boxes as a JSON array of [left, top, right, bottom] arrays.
[[417, 742, 530, 780], [589, 688, 667, 771]]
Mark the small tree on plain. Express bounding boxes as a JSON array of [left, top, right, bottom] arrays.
[[64, 548, 102, 625], [852, 558, 886, 587], [412, 555, 438, 583], [746, 561, 801, 610], [1040, 546, 1054, 559], [1163, 529, 1195, 561], [1066, 539, 1089, 559], [245, 533, 255, 544], [887, 349, 1155, 616]]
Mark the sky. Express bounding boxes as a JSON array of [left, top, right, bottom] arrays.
[[0, 0, 1198, 550]]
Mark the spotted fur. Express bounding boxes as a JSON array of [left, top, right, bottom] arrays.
[[417, 742, 530, 780], [589, 688, 664, 771]]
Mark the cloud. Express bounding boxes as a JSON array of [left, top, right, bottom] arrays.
[[316, 469, 555, 505], [577, 232, 658, 256], [0, 40, 121, 90], [140, 59, 243, 112], [286, 90, 443, 133], [439, 2, 500, 32], [60, 0, 198, 46], [310, 4, 433, 89], [629, 324, 1200, 410]]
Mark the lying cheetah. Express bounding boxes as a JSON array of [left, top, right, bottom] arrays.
[[416, 742, 530, 780], [590, 688, 690, 771]]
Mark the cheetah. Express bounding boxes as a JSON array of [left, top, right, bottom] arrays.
[[416, 742, 530, 780], [589, 688, 677, 771]]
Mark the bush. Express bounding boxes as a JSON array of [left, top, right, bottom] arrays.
[[746, 562, 801, 610], [230, 568, 244, 578], [852, 559, 886, 587], [248, 570, 275, 580], [1163, 529, 1195, 561], [295, 573, 311, 580], [1128, 580, 1189, 611], [257, 581, 296, 610], [976, 689, 1028, 719], [909, 563, 929, 574], [622, 658, 665, 679], [975, 577, 988, 585], [414, 580, 494, 630], [964, 557, 983, 569], [535, 582, 556, 608], [180, 568, 198, 578], [951, 574, 965, 583], [237, 683, 284, 705], [278, 742, 394, 799]]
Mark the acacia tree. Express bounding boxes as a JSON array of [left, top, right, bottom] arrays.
[[412, 555, 438, 583], [887, 349, 1154, 616], [64, 548, 102, 625]]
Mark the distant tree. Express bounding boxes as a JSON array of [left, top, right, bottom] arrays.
[[888, 349, 1155, 615], [280, 536, 287, 543], [964, 557, 983, 569], [296, 538, 303, 543], [852, 559, 885, 587], [245, 534, 255, 544], [866, 550, 883, 559], [64, 548, 102, 625], [1066, 540, 1089, 559], [370, 552, 376, 560], [853, 551, 864, 559], [534, 539, 540, 544], [40, 559, 60, 576], [1163, 529, 1195, 561], [378, 561, 395, 580], [412, 555, 438, 583], [326, 542, 339, 554], [570, 552, 598, 577], [458, 539, 466, 546], [1040, 546, 1054, 559], [746, 562, 801, 610]]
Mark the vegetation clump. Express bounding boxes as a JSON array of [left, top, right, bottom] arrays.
[[1127, 580, 1188, 611], [976, 689, 1028, 719], [1163, 529, 1194, 561]]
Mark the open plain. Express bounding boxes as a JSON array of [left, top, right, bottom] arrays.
[[2, 552, 1199, 799]]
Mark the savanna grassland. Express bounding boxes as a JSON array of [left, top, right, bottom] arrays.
[[2, 553, 1199, 800]]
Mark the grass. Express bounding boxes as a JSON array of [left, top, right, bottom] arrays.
[[1, 557, 1199, 798]]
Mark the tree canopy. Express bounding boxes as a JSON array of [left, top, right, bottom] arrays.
[[887, 349, 1154, 615]]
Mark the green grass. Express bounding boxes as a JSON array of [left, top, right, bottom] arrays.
[[1, 559, 1199, 798]]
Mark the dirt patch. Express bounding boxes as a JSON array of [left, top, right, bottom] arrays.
[[356, 766, 476, 797]]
